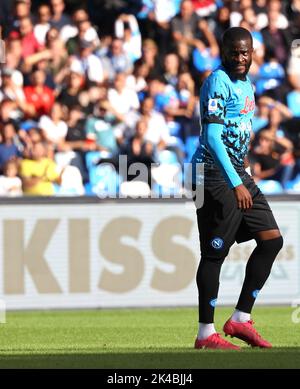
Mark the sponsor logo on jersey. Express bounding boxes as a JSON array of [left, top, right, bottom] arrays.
[[240, 96, 255, 114]]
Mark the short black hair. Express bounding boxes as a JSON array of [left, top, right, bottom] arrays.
[[222, 27, 253, 47]]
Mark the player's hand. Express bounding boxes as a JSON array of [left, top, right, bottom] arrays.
[[233, 184, 253, 210]]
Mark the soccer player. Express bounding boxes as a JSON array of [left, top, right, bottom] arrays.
[[192, 27, 283, 350]]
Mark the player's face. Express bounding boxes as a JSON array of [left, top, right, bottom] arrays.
[[222, 38, 253, 80]]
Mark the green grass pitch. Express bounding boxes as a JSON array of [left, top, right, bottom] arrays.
[[0, 306, 299, 369]]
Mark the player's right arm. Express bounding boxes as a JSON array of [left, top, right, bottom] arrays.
[[202, 74, 253, 209]]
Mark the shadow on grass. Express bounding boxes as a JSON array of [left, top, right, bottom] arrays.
[[0, 348, 300, 369]]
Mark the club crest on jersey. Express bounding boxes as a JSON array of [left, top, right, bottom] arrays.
[[208, 99, 218, 112], [240, 96, 255, 114], [211, 237, 224, 250]]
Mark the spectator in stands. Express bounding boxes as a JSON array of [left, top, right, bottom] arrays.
[[50, 0, 71, 32], [46, 36, 69, 86], [140, 38, 163, 78], [20, 141, 62, 195], [108, 72, 140, 124], [261, 9, 291, 66], [260, 97, 293, 135], [64, 106, 88, 151], [229, 0, 254, 28], [126, 59, 149, 95], [70, 39, 104, 84], [149, 0, 178, 57], [0, 159, 23, 196], [21, 125, 44, 158], [49, 105, 89, 183], [287, 0, 300, 39], [252, 96, 271, 133], [174, 72, 196, 119], [213, 6, 231, 47], [0, 99, 21, 123], [114, 14, 142, 63], [8, 0, 32, 35], [253, 0, 267, 15], [101, 37, 133, 81], [120, 117, 155, 187], [24, 68, 55, 118], [253, 100, 295, 184], [250, 130, 282, 181], [58, 69, 85, 109], [162, 52, 186, 88], [0, 67, 24, 103], [250, 129, 294, 185], [5, 34, 24, 79], [23, 31, 68, 87], [65, 8, 100, 55], [286, 44, 300, 117], [45, 25, 59, 42], [256, 0, 289, 30], [133, 96, 171, 152], [0, 121, 22, 172], [18, 16, 42, 59], [0, 67, 35, 119], [171, 0, 219, 63], [34, 4, 52, 46], [39, 101, 68, 149], [241, 7, 265, 66], [147, 76, 179, 115], [85, 102, 119, 155], [0, 1, 14, 37]]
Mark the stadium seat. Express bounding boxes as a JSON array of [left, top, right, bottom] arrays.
[[157, 149, 179, 164], [85, 150, 112, 171], [257, 179, 283, 195], [284, 174, 300, 193], [85, 151, 102, 170], [168, 120, 181, 137], [56, 165, 85, 196], [192, 48, 221, 73], [255, 61, 285, 95], [84, 182, 94, 196], [89, 164, 121, 198], [287, 91, 300, 117], [152, 163, 183, 197]]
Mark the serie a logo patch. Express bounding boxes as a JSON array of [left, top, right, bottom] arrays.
[[211, 237, 224, 250], [208, 99, 218, 112]]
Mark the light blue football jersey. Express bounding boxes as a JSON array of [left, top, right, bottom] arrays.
[[192, 65, 255, 170]]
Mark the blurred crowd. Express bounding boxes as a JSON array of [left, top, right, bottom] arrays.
[[0, 0, 300, 196]]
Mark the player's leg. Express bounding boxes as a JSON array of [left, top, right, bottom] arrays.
[[234, 229, 283, 316], [195, 184, 243, 350], [196, 255, 225, 333], [224, 229, 283, 348], [195, 251, 242, 350], [224, 175, 283, 347]]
